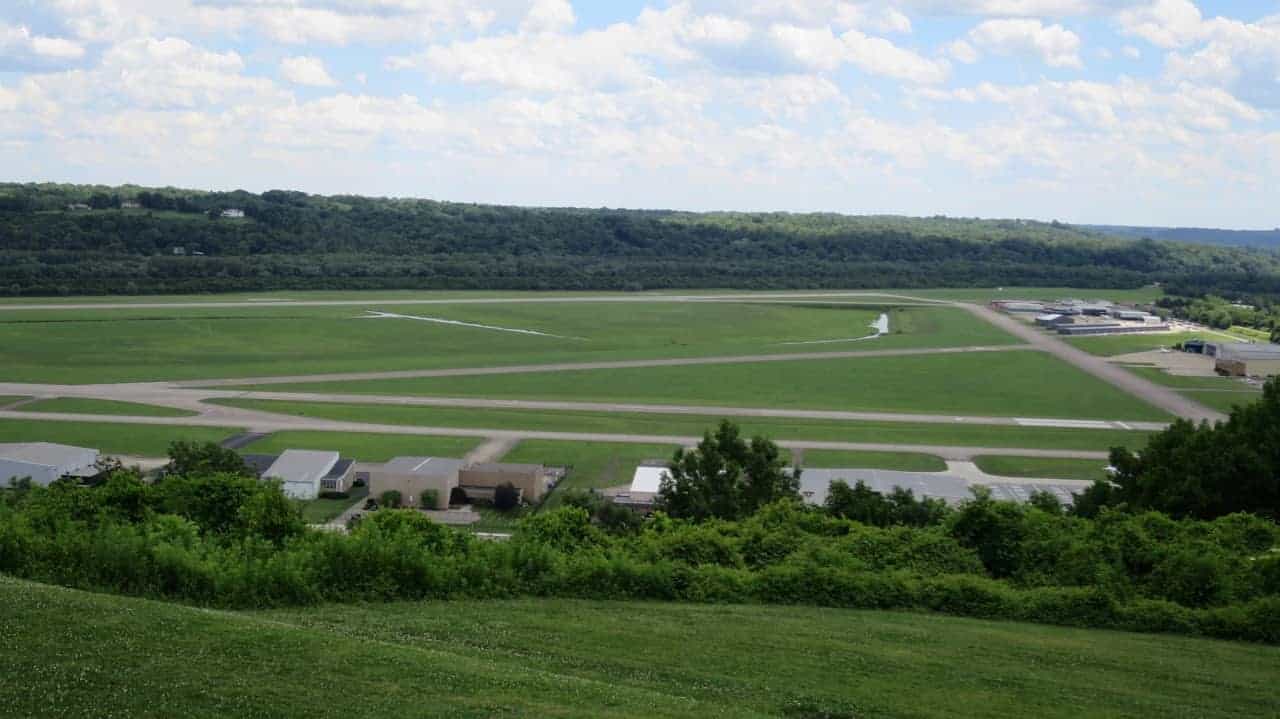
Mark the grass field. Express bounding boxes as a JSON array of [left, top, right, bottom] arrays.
[[0, 396, 29, 407], [13, 397, 197, 417], [499, 440, 679, 507], [1177, 390, 1264, 414], [214, 398, 1155, 452], [1065, 332, 1211, 356], [973, 456, 1110, 482], [0, 302, 1018, 384], [2, 576, 1275, 719], [1122, 365, 1251, 389], [0, 419, 238, 457], [300, 485, 367, 524], [240, 430, 481, 462], [240, 350, 1169, 421], [799, 449, 947, 471]]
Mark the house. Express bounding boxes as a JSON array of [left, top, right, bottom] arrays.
[[172, 246, 186, 255], [220, 208, 245, 219], [259, 450, 353, 500], [1215, 343, 1280, 378], [0, 442, 100, 487], [121, 201, 141, 209], [65, 203, 91, 211]]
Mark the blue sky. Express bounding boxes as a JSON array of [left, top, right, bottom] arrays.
[[1, 1, 1278, 228]]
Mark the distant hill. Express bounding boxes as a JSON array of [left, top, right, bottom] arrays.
[[2, 181, 1279, 297], [1088, 224, 1280, 250]]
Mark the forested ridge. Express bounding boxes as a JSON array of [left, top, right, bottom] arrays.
[[4, 182, 1280, 296]]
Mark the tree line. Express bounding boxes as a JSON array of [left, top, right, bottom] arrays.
[[3, 182, 1280, 296]]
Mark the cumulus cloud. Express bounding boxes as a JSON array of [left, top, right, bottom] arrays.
[[0, 22, 85, 67], [962, 18, 1084, 68], [279, 55, 337, 87]]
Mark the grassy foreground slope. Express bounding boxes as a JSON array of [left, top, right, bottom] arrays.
[[2, 577, 1277, 719]]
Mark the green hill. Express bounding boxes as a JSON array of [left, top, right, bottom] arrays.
[[3, 182, 1279, 296], [2, 576, 1276, 718]]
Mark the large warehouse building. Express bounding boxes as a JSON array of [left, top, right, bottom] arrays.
[[1215, 343, 1280, 377], [0, 442, 100, 487]]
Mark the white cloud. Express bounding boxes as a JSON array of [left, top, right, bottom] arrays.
[[1117, 0, 1205, 49], [280, 55, 337, 87], [0, 22, 85, 66], [964, 18, 1084, 68], [520, 0, 575, 34], [1123, 45, 1141, 59]]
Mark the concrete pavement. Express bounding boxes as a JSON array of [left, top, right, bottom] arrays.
[[0, 408, 1110, 461]]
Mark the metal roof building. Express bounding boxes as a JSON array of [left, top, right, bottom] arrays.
[[0, 442, 100, 487], [1215, 343, 1280, 378], [798, 468, 1081, 507], [262, 450, 346, 500]]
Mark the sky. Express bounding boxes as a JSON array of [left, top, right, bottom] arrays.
[[1, 1, 1278, 229]]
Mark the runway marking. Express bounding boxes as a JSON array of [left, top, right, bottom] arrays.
[[361, 311, 586, 340]]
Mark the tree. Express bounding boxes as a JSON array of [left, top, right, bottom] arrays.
[[237, 487, 303, 543], [493, 482, 520, 511], [166, 441, 252, 478], [1106, 378, 1280, 521], [825, 480, 891, 526], [657, 420, 798, 521]]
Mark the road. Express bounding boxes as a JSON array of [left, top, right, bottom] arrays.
[[178, 344, 1031, 387], [960, 304, 1225, 424], [0, 291, 954, 312], [0, 408, 1110, 461], [0, 379, 1169, 432]]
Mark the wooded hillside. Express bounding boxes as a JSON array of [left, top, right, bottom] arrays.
[[4, 182, 1279, 296]]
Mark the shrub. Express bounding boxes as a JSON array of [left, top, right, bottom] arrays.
[[318, 491, 349, 500], [380, 490, 402, 509], [493, 483, 520, 511], [449, 487, 469, 505], [420, 490, 440, 509]]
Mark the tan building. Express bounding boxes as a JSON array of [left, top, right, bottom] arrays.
[[364, 457, 465, 509], [459, 463, 548, 503], [361, 457, 550, 509]]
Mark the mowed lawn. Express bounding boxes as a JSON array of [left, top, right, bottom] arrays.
[[1066, 332, 1216, 357], [13, 397, 197, 417], [499, 439, 680, 507], [800, 449, 948, 471], [0, 418, 238, 457], [0, 301, 1015, 383], [241, 430, 481, 463], [213, 399, 1155, 452], [2, 577, 1277, 719], [974, 456, 1111, 482], [243, 350, 1170, 421]]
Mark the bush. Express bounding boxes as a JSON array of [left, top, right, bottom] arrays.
[[420, 490, 439, 509], [449, 487, 469, 505], [493, 483, 520, 511], [380, 490, 402, 509], [318, 491, 349, 500]]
